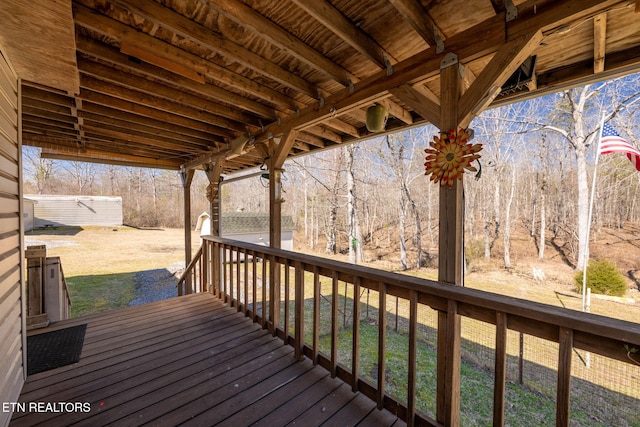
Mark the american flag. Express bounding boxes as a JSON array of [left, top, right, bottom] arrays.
[[599, 122, 640, 171]]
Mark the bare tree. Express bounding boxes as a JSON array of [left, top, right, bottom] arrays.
[[23, 147, 55, 194], [379, 131, 425, 269], [63, 161, 97, 195], [345, 144, 363, 263]]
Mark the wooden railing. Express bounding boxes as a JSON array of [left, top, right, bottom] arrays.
[[177, 245, 204, 296], [186, 236, 640, 427]]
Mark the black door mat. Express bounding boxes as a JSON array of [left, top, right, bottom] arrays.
[[27, 324, 87, 375]]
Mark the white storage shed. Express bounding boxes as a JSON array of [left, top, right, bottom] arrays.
[[25, 195, 123, 228]]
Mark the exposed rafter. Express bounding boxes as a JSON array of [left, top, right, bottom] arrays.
[[387, 0, 444, 48], [291, 0, 396, 68], [110, 0, 319, 99], [207, 0, 353, 87]]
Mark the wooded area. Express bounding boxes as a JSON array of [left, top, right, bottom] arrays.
[[23, 77, 640, 274]]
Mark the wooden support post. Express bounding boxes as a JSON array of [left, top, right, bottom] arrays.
[[204, 159, 225, 236], [436, 54, 463, 426], [267, 130, 297, 335], [269, 166, 283, 335], [181, 168, 195, 294]]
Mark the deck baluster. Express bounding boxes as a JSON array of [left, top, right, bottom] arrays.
[[284, 261, 290, 345], [377, 283, 387, 409], [312, 266, 320, 365], [352, 277, 361, 393], [236, 246, 241, 311], [494, 312, 508, 426], [557, 327, 573, 427], [331, 271, 339, 377], [294, 260, 305, 360]]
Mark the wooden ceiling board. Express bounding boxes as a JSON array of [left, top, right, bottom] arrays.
[[0, 0, 637, 172], [0, 0, 79, 95]]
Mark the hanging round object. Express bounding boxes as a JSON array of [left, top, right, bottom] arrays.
[[366, 104, 388, 132]]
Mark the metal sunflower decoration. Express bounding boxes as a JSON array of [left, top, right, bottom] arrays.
[[424, 128, 482, 187]]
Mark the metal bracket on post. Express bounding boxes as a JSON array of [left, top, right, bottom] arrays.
[[383, 53, 393, 76], [440, 52, 459, 69], [505, 0, 518, 22], [347, 76, 355, 94], [435, 29, 445, 54]]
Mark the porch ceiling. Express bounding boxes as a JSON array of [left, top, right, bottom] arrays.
[[4, 0, 640, 172]]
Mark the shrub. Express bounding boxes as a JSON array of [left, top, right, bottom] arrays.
[[574, 260, 627, 296]]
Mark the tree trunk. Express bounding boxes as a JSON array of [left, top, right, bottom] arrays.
[[399, 195, 408, 270], [504, 166, 516, 268], [346, 145, 358, 264], [538, 191, 546, 260]]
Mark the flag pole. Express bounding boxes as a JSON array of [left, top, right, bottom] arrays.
[[582, 113, 606, 312]]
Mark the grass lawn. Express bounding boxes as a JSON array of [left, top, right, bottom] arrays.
[[25, 226, 199, 317]]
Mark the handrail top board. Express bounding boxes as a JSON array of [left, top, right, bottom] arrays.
[[203, 235, 640, 348]]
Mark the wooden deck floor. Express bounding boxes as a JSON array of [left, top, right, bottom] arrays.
[[11, 293, 406, 426]]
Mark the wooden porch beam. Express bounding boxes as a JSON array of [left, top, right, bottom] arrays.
[[494, 45, 640, 107], [387, 0, 443, 48], [508, 0, 622, 39], [79, 107, 216, 146], [272, 129, 300, 169], [291, 0, 395, 69], [389, 84, 441, 128], [458, 30, 544, 127], [304, 125, 343, 144], [110, 0, 319, 99], [79, 76, 234, 140], [253, 1, 621, 145], [73, 3, 301, 112], [80, 89, 228, 139], [208, 0, 353, 87], [250, 13, 506, 142], [377, 97, 414, 125], [593, 13, 607, 73], [38, 147, 181, 169], [82, 124, 211, 155], [78, 59, 257, 130], [76, 35, 277, 120]]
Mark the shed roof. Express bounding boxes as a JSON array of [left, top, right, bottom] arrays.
[[2, 0, 640, 173], [221, 212, 295, 234]]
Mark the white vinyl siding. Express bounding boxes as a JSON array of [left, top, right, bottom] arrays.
[[26, 195, 123, 227], [0, 47, 25, 427]]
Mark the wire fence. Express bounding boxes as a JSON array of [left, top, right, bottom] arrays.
[[214, 248, 640, 426]]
